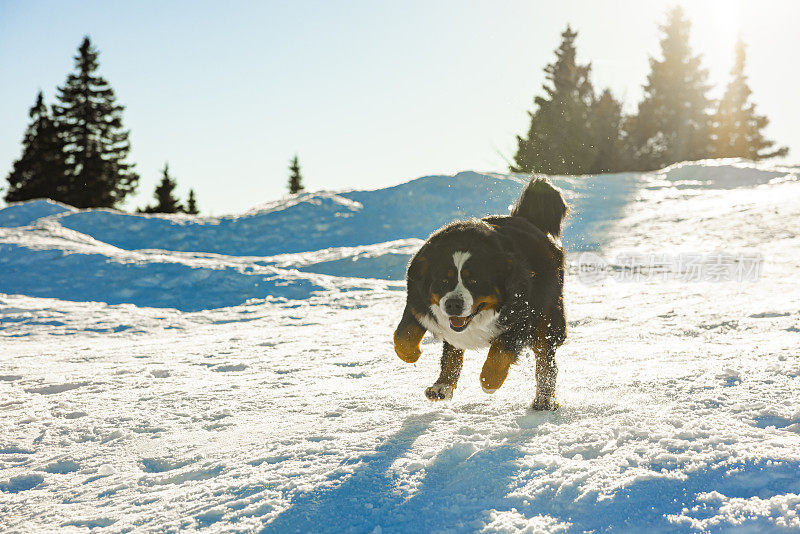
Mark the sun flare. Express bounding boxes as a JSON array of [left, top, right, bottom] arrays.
[[701, 0, 745, 70]]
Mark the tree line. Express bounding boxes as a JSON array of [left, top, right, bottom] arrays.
[[4, 8, 788, 211], [512, 6, 787, 175], [4, 35, 309, 213], [3, 37, 201, 213]]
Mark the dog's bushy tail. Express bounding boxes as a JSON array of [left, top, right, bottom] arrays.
[[510, 177, 568, 237]]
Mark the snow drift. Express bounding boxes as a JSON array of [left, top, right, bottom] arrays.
[[0, 167, 644, 310], [1, 170, 639, 255]]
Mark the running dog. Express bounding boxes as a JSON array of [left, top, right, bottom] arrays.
[[393, 178, 567, 410]]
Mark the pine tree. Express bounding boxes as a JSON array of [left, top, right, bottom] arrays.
[[53, 36, 138, 208], [141, 163, 183, 213], [512, 26, 596, 175], [185, 189, 199, 215], [626, 7, 714, 170], [288, 155, 304, 194], [713, 38, 788, 160], [5, 91, 70, 203], [589, 88, 627, 173]]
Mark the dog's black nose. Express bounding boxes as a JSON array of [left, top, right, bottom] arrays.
[[444, 298, 463, 316]]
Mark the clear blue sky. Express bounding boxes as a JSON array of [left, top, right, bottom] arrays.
[[1, 0, 798, 214]]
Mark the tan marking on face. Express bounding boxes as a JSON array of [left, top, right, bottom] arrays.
[[394, 314, 426, 363], [480, 339, 517, 390], [472, 294, 500, 312], [462, 268, 471, 279], [447, 269, 455, 278], [430, 292, 441, 306]]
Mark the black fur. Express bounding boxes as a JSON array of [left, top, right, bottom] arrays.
[[483, 214, 566, 354], [394, 177, 568, 408]]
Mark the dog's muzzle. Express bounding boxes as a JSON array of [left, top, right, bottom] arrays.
[[448, 303, 485, 332]]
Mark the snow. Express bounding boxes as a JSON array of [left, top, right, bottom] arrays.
[[0, 198, 74, 228], [1, 160, 799, 532]]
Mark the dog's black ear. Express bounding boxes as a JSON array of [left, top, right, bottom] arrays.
[[407, 253, 428, 283]]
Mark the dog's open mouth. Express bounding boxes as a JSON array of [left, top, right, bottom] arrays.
[[448, 303, 485, 332]]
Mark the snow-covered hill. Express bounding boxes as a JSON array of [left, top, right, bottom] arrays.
[[1, 160, 788, 311], [1, 160, 799, 532], [0, 169, 637, 255], [0, 167, 642, 310]]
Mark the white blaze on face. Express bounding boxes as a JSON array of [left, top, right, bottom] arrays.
[[440, 251, 473, 317]]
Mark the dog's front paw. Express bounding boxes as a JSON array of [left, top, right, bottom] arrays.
[[394, 321, 424, 363], [395, 343, 421, 363], [425, 383, 454, 401], [530, 395, 559, 411]]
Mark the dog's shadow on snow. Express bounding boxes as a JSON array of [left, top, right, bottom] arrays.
[[262, 409, 800, 533], [261, 411, 527, 533]]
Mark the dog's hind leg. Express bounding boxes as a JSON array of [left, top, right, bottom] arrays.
[[531, 308, 565, 411], [531, 347, 558, 410], [425, 342, 464, 401]]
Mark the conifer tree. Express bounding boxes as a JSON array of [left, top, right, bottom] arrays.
[[589, 88, 627, 173], [512, 26, 596, 175], [141, 163, 182, 213], [5, 91, 69, 203], [185, 189, 199, 215], [288, 155, 304, 194], [53, 36, 138, 208], [713, 38, 788, 160], [626, 7, 714, 170]]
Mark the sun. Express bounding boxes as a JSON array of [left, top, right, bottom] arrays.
[[709, 0, 743, 39], [688, 0, 745, 83]]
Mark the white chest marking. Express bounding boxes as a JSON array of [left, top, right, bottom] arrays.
[[420, 305, 503, 350]]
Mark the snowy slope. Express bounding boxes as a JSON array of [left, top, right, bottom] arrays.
[[0, 168, 643, 309], [5, 170, 635, 256], [1, 160, 799, 532]]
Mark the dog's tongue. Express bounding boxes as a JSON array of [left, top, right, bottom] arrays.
[[449, 316, 468, 328]]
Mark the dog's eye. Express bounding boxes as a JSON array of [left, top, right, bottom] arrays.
[[466, 278, 478, 286], [439, 278, 449, 284]]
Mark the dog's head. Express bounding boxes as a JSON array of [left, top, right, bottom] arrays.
[[408, 224, 510, 333]]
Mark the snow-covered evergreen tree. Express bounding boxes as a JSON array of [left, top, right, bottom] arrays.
[[4, 91, 69, 203], [713, 38, 788, 160], [626, 7, 713, 170], [53, 36, 138, 208], [589, 88, 627, 174], [185, 189, 199, 215], [288, 155, 304, 194], [141, 163, 183, 214], [512, 26, 596, 175]]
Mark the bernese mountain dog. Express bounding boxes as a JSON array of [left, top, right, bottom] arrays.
[[393, 177, 567, 410]]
